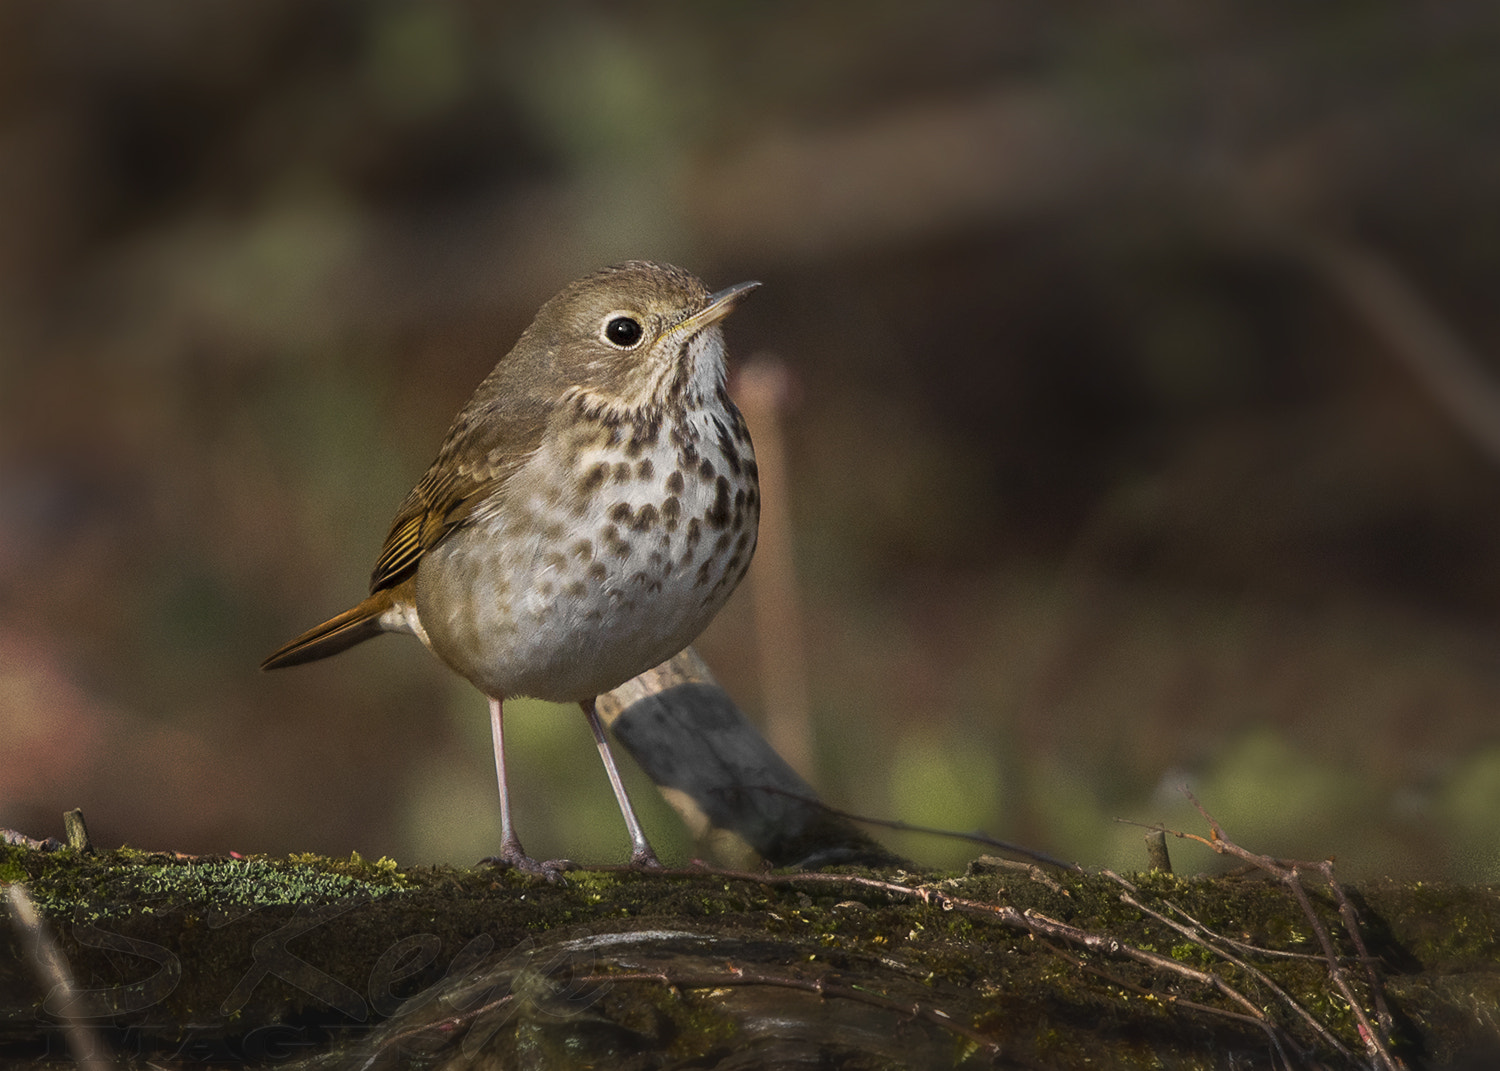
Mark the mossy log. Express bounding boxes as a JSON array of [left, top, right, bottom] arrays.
[[3, 651, 1499, 1068], [3, 849, 1500, 1069]]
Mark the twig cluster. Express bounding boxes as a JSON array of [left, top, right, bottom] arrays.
[[1160, 790, 1401, 1069]]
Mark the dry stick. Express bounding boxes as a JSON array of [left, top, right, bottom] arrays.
[[1035, 938, 1295, 1069], [63, 809, 93, 853], [662, 866, 1299, 1048], [1005, 905, 1273, 1025], [1113, 822, 1330, 962], [745, 784, 1083, 871], [1144, 828, 1173, 873], [1180, 792, 1399, 1071], [1316, 859, 1395, 1039], [1160, 898, 1325, 963], [4, 884, 116, 1071], [1102, 870, 1348, 1059]]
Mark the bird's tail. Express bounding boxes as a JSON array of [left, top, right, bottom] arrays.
[[261, 590, 396, 670]]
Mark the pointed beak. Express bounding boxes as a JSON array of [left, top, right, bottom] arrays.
[[676, 280, 761, 336]]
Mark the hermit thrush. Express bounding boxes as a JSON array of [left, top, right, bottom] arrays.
[[262, 261, 760, 876]]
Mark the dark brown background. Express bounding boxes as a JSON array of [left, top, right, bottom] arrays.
[[3, 1, 1499, 880]]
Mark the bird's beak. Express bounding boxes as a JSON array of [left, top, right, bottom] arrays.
[[676, 280, 761, 336]]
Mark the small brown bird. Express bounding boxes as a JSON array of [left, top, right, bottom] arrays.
[[263, 261, 760, 876]]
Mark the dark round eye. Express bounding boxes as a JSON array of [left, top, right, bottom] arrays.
[[603, 315, 643, 348]]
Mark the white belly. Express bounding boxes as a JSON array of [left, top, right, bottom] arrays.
[[412, 410, 757, 702]]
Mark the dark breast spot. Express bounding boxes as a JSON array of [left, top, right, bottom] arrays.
[[713, 417, 743, 475], [704, 475, 732, 530], [666, 470, 685, 495], [580, 464, 608, 494], [625, 416, 661, 458], [661, 495, 681, 530], [636, 458, 654, 480], [631, 503, 659, 532]]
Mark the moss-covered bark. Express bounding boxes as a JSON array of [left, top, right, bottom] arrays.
[[3, 845, 1498, 1068]]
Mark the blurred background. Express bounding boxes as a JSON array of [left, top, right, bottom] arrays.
[[4, 0, 1500, 881]]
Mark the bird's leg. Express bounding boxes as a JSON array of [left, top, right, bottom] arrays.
[[480, 694, 568, 880], [580, 698, 663, 868]]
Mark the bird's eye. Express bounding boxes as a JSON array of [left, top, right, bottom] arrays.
[[603, 315, 643, 348]]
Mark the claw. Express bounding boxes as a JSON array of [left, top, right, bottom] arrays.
[[479, 843, 572, 883]]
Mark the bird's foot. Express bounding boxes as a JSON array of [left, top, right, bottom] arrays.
[[628, 845, 665, 870], [479, 843, 571, 883]]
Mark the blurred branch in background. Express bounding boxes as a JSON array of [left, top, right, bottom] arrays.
[[1304, 235, 1500, 472], [734, 355, 815, 777]]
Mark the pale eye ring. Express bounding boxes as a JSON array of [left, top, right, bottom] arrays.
[[601, 313, 644, 348]]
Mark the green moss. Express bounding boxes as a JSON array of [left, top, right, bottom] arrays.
[[2, 846, 1494, 1066], [1, 846, 412, 924]]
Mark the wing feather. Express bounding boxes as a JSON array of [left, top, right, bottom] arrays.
[[368, 402, 550, 592]]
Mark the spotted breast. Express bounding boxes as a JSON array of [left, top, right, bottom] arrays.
[[412, 346, 759, 704]]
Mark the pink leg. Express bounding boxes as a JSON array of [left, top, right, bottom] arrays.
[[481, 695, 567, 879], [581, 698, 663, 868]]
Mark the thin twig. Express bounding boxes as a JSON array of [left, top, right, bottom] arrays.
[[661, 865, 1308, 1052], [1036, 937, 1296, 1069], [1101, 871, 1348, 1057], [742, 786, 1083, 871], [1182, 791, 1399, 1070], [1318, 859, 1395, 1038]]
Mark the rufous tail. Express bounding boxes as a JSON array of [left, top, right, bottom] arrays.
[[261, 590, 395, 670]]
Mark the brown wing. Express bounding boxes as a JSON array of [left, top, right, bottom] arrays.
[[369, 401, 550, 593]]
